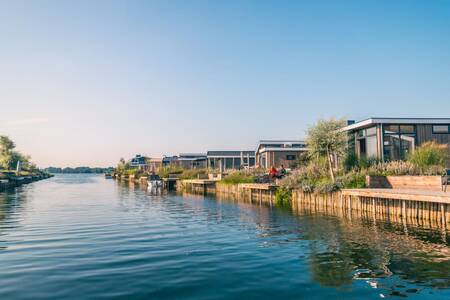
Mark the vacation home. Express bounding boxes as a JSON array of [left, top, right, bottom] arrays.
[[147, 158, 163, 172], [255, 140, 308, 169], [129, 154, 149, 169], [206, 151, 256, 170], [176, 153, 207, 169], [341, 118, 450, 162]]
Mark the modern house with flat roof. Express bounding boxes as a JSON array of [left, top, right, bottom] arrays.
[[162, 156, 179, 167], [176, 153, 207, 169], [147, 158, 163, 172], [129, 154, 149, 169], [207, 151, 255, 170], [255, 140, 308, 169], [341, 118, 450, 162]]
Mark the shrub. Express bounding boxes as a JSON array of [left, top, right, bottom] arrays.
[[221, 171, 255, 185], [367, 160, 444, 176], [275, 187, 292, 206], [157, 165, 184, 178], [179, 168, 208, 180], [337, 171, 367, 189], [408, 141, 449, 169], [123, 168, 143, 178], [343, 151, 359, 171]]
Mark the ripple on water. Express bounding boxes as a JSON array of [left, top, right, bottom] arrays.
[[0, 174, 449, 300]]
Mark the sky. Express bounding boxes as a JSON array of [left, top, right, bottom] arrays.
[[1, 0, 450, 167]]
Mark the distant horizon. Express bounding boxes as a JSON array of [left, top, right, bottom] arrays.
[[2, 0, 450, 167]]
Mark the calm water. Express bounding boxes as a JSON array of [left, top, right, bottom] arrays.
[[0, 175, 449, 299]]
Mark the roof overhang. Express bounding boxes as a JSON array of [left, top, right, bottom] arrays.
[[341, 118, 450, 132], [255, 140, 306, 153], [258, 147, 308, 154]]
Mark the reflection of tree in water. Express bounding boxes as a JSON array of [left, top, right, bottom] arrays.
[[300, 213, 450, 293], [0, 188, 28, 250]]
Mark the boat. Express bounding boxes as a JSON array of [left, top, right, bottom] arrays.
[[148, 174, 163, 189], [105, 173, 113, 179]]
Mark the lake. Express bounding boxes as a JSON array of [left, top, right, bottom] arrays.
[[0, 174, 449, 299]]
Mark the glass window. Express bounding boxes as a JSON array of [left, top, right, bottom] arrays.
[[383, 135, 401, 161], [383, 127, 416, 161], [400, 135, 415, 159], [433, 125, 450, 134], [286, 155, 296, 161], [399, 125, 415, 134], [249, 158, 255, 166], [234, 158, 241, 168], [384, 125, 399, 134], [225, 158, 233, 169]]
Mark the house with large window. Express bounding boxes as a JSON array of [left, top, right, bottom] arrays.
[[255, 140, 308, 169], [176, 153, 207, 169], [207, 151, 255, 170], [341, 118, 450, 161], [129, 154, 149, 169]]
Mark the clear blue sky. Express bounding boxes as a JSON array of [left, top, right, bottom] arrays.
[[1, 0, 450, 167]]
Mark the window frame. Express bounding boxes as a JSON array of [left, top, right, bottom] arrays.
[[432, 124, 450, 134]]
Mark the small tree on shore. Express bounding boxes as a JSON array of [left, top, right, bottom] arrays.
[[0, 136, 33, 171], [306, 118, 347, 182]]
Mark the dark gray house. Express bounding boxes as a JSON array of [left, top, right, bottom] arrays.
[[207, 151, 255, 170], [342, 118, 450, 161]]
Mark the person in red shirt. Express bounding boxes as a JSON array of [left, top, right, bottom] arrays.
[[269, 166, 278, 179]]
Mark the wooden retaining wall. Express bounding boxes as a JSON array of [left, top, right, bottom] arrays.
[[366, 175, 443, 191], [215, 183, 276, 205], [292, 190, 450, 229]]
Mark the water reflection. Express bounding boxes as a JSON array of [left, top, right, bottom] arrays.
[[0, 175, 448, 299]]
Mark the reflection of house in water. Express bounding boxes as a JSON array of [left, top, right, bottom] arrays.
[[295, 206, 450, 292], [342, 118, 450, 162]]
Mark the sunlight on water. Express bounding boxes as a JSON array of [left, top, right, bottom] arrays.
[[0, 174, 449, 299]]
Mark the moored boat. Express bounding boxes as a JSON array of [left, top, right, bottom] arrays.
[[148, 174, 163, 189]]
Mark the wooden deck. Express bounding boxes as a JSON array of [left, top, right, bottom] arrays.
[[342, 188, 450, 204]]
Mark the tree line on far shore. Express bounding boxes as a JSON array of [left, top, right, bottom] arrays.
[[44, 167, 114, 174]]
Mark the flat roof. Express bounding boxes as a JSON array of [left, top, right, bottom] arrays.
[[207, 151, 255, 157], [178, 153, 206, 157], [342, 117, 450, 131], [256, 140, 307, 152]]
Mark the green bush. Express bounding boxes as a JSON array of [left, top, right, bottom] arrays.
[[343, 151, 359, 171], [157, 165, 184, 178], [221, 172, 255, 185], [275, 187, 292, 206], [408, 141, 449, 169], [179, 168, 208, 180], [337, 171, 367, 189], [367, 160, 444, 176]]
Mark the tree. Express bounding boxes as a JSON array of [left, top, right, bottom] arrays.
[[0, 136, 33, 171], [0, 135, 18, 170], [0, 136, 15, 154], [306, 118, 347, 182]]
